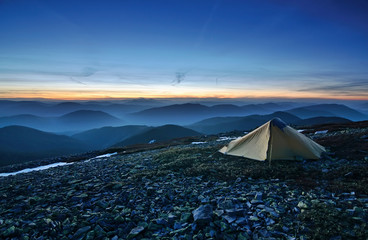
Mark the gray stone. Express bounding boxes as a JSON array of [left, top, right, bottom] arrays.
[[128, 226, 145, 239], [192, 204, 213, 224], [73, 226, 91, 238]]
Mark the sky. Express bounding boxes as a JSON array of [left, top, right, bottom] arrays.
[[0, 0, 368, 100]]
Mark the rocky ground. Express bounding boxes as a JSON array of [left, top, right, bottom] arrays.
[[0, 121, 368, 239]]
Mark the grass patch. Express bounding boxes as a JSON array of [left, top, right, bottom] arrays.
[[297, 203, 368, 239], [130, 146, 368, 195]]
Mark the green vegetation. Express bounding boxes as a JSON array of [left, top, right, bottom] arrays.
[[131, 146, 368, 195]]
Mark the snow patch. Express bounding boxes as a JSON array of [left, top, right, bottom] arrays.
[[314, 130, 328, 135], [1, 152, 118, 177], [216, 136, 239, 142], [191, 141, 206, 145], [84, 152, 118, 163], [0, 162, 72, 177]]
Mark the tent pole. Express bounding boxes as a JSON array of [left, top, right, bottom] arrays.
[[268, 125, 273, 168], [268, 139, 273, 168]]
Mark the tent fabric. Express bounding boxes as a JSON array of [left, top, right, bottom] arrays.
[[219, 118, 325, 161]]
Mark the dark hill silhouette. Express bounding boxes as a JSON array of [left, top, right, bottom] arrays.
[[0, 114, 52, 130], [129, 103, 211, 125], [0, 101, 52, 117], [58, 110, 123, 132], [129, 103, 291, 125], [0, 110, 123, 133], [189, 111, 356, 134], [72, 125, 150, 150], [0, 126, 88, 166], [188, 112, 301, 134], [0, 100, 150, 118], [295, 116, 352, 126], [287, 104, 366, 121], [113, 125, 202, 147]]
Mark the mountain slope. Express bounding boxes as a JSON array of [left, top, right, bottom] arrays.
[[59, 110, 123, 131], [130, 103, 210, 125], [114, 125, 202, 147], [129, 102, 292, 125], [189, 111, 301, 134], [287, 104, 366, 121], [72, 125, 150, 150], [296, 116, 352, 126], [0, 110, 124, 133], [0, 126, 88, 166]]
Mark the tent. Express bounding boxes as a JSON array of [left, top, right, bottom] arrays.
[[219, 118, 325, 161]]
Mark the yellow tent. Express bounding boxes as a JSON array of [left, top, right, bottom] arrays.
[[219, 118, 325, 161]]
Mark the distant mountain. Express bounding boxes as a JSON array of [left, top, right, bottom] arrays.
[[0, 101, 52, 117], [0, 110, 124, 132], [188, 112, 302, 134], [295, 117, 352, 126], [0, 114, 52, 130], [129, 103, 210, 125], [114, 125, 202, 147], [73, 125, 150, 150], [287, 104, 367, 121], [189, 110, 358, 134], [0, 126, 88, 166], [0, 100, 150, 118], [129, 103, 291, 125]]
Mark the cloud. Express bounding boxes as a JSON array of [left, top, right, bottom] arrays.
[[196, 0, 222, 47], [172, 71, 188, 85], [297, 79, 368, 96], [69, 77, 87, 85]]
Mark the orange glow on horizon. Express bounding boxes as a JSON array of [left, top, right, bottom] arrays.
[[0, 88, 367, 101]]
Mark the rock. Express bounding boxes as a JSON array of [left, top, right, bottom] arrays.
[[223, 215, 237, 223], [174, 222, 182, 230], [73, 226, 91, 238], [192, 204, 213, 224], [85, 230, 95, 240], [214, 209, 224, 217], [265, 218, 275, 225], [2, 226, 16, 237], [236, 217, 247, 225], [155, 218, 168, 226], [251, 199, 263, 205], [255, 192, 263, 200], [180, 212, 192, 222], [127, 226, 145, 239], [249, 216, 259, 221], [297, 201, 309, 209], [238, 232, 251, 240]]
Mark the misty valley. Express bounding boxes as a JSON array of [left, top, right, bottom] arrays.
[[0, 99, 367, 167]]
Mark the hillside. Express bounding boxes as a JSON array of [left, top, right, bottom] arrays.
[[0, 121, 367, 239], [287, 104, 366, 121], [0, 126, 88, 166], [0, 100, 150, 118], [0, 110, 124, 133], [129, 103, 291, 125], [72, 125, 150, 150], [296, 116, 352, 126], [189, 111, 357, 134], [114, 124, 202, 147], [59, 110, 123, 131], [189, 111, 301, 134], [130, 103, 210, 125]]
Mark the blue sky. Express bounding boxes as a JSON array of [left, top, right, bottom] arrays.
[[0, 0, 367, 100]]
